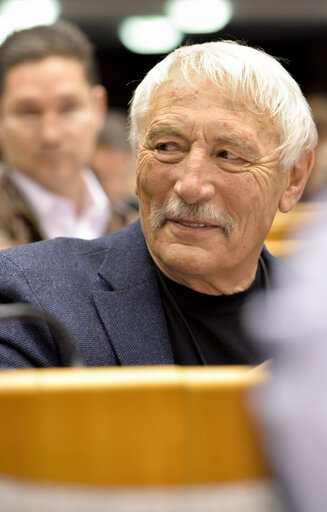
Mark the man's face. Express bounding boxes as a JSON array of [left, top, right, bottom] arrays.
[[0, 56, 105, 191], [136, 75, 290, 294]]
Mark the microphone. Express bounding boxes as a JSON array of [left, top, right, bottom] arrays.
[[0, 303, 84, 367]]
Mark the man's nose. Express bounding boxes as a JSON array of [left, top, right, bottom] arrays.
[[39, 113, 63, 142], [173, 151, 215, 204]]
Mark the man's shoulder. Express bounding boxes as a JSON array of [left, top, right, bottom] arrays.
[[0, 221, 142, 265], [0, 166, 43, 247], [0, 165, 23, 203]]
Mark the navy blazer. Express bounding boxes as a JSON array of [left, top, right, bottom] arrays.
[[0, 220, 281, 368]]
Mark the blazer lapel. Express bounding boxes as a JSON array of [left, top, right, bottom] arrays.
[[92, 222, 174, 366], [93, 284, 174, 366]]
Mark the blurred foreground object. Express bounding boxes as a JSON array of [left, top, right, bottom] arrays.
[[0, 366, 283, 511], [247, 199, 327, 512]]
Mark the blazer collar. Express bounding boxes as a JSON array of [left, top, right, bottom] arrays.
[[92, 222, 174, 366]]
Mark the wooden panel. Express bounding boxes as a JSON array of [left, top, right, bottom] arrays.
[[183, 369, 269, 482], [0, 366, 268, 485]]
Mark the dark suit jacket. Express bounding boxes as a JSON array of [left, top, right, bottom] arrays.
[[0, 220, 282, 368]]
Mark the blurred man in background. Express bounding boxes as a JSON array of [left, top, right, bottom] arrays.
[[0, 20, 132, 249], [302, 94, 327, 201], [92, 109, 138, 220]]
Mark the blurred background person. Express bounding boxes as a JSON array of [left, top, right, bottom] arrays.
[[91, 108, 139, 221], [0, 20, 133, 250], [302, 94, 327, 201]]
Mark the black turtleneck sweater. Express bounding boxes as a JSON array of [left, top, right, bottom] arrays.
[[155, 262, 266, 366]]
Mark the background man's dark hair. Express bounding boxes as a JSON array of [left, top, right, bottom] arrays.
[[0, 20, 99, 95]]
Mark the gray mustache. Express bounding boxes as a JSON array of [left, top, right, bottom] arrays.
[[149, 197, 235, 237]]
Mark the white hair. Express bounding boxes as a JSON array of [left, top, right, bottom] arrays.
[[129, 40, 317, 171]]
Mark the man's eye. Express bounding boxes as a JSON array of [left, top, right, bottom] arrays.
[[18, 110, 39, 117], [60, 103, 79, 114], [155, 142, 177, 152], [218, 150, 240, 160]]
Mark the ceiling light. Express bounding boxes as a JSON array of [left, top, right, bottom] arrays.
[[0, 0, 60, 43], [166, 0, 233, 34], [118, 16, 183, 55]]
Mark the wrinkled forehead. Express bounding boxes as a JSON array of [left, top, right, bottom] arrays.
[[139, 71, 280, 156], [146, 70, 273, 130], [148, 67, 268, 117]]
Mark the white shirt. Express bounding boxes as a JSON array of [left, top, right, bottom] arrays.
[[9, 168, 112, 240]]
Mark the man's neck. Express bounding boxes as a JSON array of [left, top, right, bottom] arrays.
[[52, 178, 84, 215], [9, 166, 85, 215], [152, 259, 260, 296]]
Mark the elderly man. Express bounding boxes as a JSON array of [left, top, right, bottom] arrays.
[[0, 21, 133, 249], [0, 40, 317, 368]]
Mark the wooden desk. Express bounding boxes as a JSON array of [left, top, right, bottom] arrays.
[[0, 366, 268, 486]]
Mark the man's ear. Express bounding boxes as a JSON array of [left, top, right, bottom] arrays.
[[135, 156, 140, 196], [279, 150, 315, 213]]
